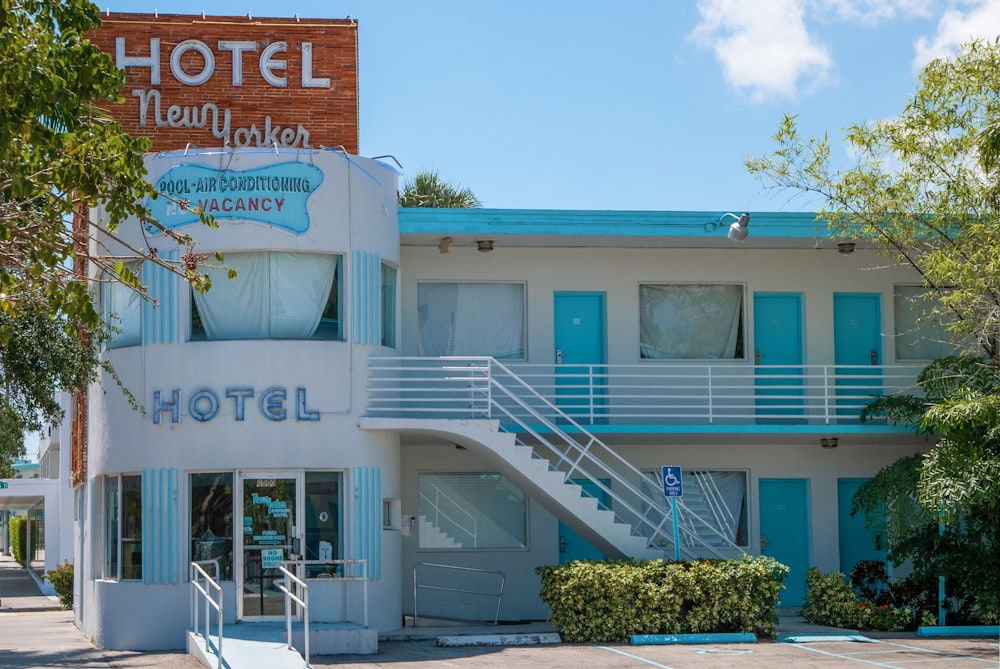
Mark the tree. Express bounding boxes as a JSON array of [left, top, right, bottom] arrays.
[[399, 170, 482, 208], [0, 1, 213, 467], [747, 39, 1000, 623], [747, 39, 1000, 367]]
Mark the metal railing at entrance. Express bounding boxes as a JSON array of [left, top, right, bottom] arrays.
[[412, 562, 505, 627], [190, 560, 224, 669], [276, 564, 310, 668]]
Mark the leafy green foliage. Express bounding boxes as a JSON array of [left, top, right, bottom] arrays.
[[399, 170, 482, 208], [44, 562, 74, 609], [8, 516, 36, 566], [0, 1, 219, 469], [748, 39, 1000, 365], [802, 565, 919, 632], [536, 556, 787, 642], [801, 568, 859, 628]]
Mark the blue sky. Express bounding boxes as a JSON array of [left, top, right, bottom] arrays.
[[105, 0, 1000, 212]]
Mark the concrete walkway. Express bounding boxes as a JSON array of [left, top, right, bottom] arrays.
[[0, 552, 61, 613]]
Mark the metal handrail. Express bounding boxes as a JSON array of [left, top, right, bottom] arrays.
[[282, 559, 369, 628], [190, 561, 223, 669], [412, 562, 504, 627], [276, 564, 310, 668]]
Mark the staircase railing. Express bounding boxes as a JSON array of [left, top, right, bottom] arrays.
[[367, 356, 744, 559]]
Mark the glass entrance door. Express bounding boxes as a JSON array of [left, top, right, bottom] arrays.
[[240, 473, 298, 619]]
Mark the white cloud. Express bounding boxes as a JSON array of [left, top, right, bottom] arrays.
[[819, 0, 935, 25], [913, 0, 1000, 69], [691, 0, 833, 103]]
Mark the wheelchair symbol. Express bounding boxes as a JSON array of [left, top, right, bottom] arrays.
[[664, 471, 680, 487]]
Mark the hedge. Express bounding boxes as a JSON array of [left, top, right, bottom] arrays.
[[536, 554, 788, 643], [8, 516, 37, 566]]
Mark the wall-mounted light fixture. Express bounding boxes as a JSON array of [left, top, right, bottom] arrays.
[[438, 237, 454, 254], [821, 437, 839, 449], [837, 241, 856, 254], [477, 240, 494, 252], [711, 212, 750, 242]]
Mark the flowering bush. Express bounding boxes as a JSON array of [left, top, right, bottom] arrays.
[[857, 601, 913, 632]]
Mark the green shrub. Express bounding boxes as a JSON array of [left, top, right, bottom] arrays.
[[44, 562, 74, 610], [536, 555, 787, 643], [8, 517, 36, 565], [801, 567, 859, 627]]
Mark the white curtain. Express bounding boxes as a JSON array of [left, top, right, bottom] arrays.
[[691, 471, 747, 544], [105, 263, 142, 348], [893, 285, 955, 360], [417, 283, 524, 358], [640, 284, 743, 359], [193, 252, 337, 340], [269, 253, 337, 339]]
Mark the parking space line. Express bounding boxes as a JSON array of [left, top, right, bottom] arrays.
[[789, 639, 999, 668], [596, 646, 678, 668]]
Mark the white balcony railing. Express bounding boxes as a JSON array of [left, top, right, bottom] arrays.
[[366, 358, 923, 427]]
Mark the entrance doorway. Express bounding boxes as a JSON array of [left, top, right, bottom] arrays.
[[553, 292, 607, 423], [239, 472, 300, 619]]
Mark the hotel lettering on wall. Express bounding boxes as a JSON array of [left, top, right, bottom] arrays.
[[152, 387, 321, 423], [86, 14, 359, 153]]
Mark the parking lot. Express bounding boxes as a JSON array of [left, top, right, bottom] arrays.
[[322, 637, 1000, 669]]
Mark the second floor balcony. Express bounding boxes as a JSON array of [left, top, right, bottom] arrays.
[[366, 356, 925, 434]]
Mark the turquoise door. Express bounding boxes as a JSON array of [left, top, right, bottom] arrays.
[[759, 478, 810, 605], [838, 478, 887, 575], [754, 293, 804, 423], [554, 292, 606, 423], [833, 293, 882, 420], [559, 479, 609, 563]]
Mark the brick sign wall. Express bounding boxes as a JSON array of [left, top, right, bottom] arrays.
[[87, 13, 359, 153]]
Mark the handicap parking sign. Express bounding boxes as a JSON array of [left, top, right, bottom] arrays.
[[662, 466, 683, 497]]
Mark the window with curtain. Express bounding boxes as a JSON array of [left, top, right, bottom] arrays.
[[103, 262, 142, 348], [417, 282, 525, 359], [103, 474, 142, 580], [418, 472, 527, 550], [381, 264, 397, 348], [893, 285, 959, 360], [643, 469, 748, 547], [191, 251, 341, 341], [639, 284, 744, 359]]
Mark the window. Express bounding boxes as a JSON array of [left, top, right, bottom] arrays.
[[381, 264, 397, 348], [642, 470, 748, 547], [103, 263, 142, 348], [190, 472, 234, 580], [417, 283, 525, 359], [893, 285, 958, 360], [104, 474, 142, 580], [304, 471, 342, 577], [418, 473, 527, 550], [191, 251, 342, 341], [639, 284, 744, 359]]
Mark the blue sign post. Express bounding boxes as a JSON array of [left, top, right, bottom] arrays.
[[662, 466, 683, 562]]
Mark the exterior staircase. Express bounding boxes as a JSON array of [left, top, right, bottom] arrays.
[[364, 356, 746, 561]]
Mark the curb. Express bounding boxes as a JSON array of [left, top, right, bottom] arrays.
[[631, 632, 757, 645], [437, 632, 562, 647], [917, 625, 1000, 638]]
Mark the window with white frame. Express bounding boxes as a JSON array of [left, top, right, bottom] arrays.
[[381, 263, 397, 348], [642, 469, 748, 547], [893, 285, 959, 360], [103, 262, 142, 348], [418, 472, 527, 550], [639, 284, 745, 359], [417, 282, 525, 359], [103, 474, 142, 580], [191, 251, 342, 341]]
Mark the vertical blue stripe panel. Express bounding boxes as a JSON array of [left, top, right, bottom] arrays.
[[351, 466, 381, 580], [143, 251, 179, 345], [143, 468, 178, 584], [351, 251, 381, 345]]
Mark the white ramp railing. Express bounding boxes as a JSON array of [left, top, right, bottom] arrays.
[[190, 560, 223, 669]]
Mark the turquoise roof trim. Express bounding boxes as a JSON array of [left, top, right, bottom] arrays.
[[399, 208, 829, 240]]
